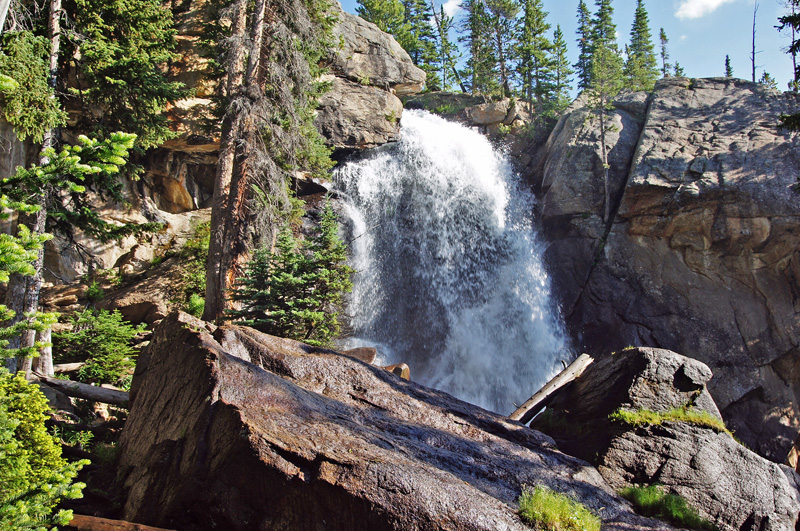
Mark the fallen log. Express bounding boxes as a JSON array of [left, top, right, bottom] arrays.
[[54, 362, 86, 373], [68, 514, 175, 531], [34, 373, 129, 406], [508, 353, 594, 425]]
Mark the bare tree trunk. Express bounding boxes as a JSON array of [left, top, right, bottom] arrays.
[[751, 1, 759, 83], [599, 104, 610, 224], [203, 0, 266, 323]]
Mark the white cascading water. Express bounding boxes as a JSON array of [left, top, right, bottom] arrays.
[[334, 110, 569, 414]]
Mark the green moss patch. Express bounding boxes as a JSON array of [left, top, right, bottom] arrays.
[[620, 485, 717, 530], [609, 406, 731, 436], [518, 486, 601, 531]]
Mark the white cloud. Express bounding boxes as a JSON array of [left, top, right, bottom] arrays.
[[675, 0, 736, 19], [442, 0, 461, 16], [680, 35, 688, 41]]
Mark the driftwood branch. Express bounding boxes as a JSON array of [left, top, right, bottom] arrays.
[[54, 362, 86, 373], [508, 354, 594, 425], [68, 513, 176, 531], [34, 373, 129, 406]]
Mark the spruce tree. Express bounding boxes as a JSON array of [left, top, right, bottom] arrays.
[[228, 202, 353, 347], [357, 0, 407, 38], [778, 3, 800, 129], [624, 0, 658, 91], [592, 0, 617, 50], [401, 0, 441, 90], [587, 42, 624, 224], [486, 0, 519, 97], [431, 3, 462, 91], [550, 25, 574, 113], [575, 0, 592, 90], [725, 55, 733, 77], [516, 0, 552, 107], [673, 62, 685, 77], [459, 0, 498, 94], [659, 28, 670, 77]]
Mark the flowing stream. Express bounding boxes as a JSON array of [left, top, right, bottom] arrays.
[[333, 110, 569, 414]]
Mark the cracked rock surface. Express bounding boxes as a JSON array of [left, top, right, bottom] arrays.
[[117, 312, 676, 531]]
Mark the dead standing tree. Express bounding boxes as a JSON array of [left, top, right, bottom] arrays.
[[203, 0, 336, 322]]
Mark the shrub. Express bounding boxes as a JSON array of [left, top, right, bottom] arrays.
[[53, 309, 146, 386], [619, 485, 716, 530], [0, 370, 87, 529], [180, 221, 210, 304], [85, 281, 105, 302], [185, 293, 205, 318], [518, 485, 601, 531], [609, 406, 731, 436]]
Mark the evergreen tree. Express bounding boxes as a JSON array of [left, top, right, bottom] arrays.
[[587, 42, 624, 223], [592, 0, 617, 50], [67, 0, 190, 150], [550, 24, 574, 113], [779, 0, 800, 90], [725, 54, 733, 77], [659, 27, 670, 77], [516, 0, 551, 106], [673, 62, 685, 77], [356, 0, 407, 37], [401, 0, 441, 90], [486, 0, 519, 96], [759, 71, 778, 89], [574, 0, 592, 90], [431, 3, 462, 91], [459, 0, 498, 94], [624, 0, 658, 91], [228, 202, 353, 347]]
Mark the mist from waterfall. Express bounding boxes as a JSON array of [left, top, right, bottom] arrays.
[[333, 110, 569, 414]]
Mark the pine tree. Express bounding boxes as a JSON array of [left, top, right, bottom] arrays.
[[659, 28, 670, 77], [431, 3, 462, 91], [516, 0, 551, 107], [759, 71, 778, 89], [357, 0, 407, 37], [592, 0, 617, 50], [459, 0, 498, 94], [486, 0, 520, 97], [587, 42, 624, 224], [779, 0, 800, 90], [67, 0, 190, 149], [673, 62, 685, 77], [574, 0, 592, 90], [228, 202, 353, 347], [401, 0, 441, 90], [725, 55, 733, 77], [624, 0, 658, 91], [550, 24, 574, 112]]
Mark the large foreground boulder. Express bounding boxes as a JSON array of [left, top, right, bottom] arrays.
[[117, 312, 675, 530], [531, 347, 800, 531]]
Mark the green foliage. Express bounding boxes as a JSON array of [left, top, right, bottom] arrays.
[[2, 133, 161, 243], [724, 55, 733, 77], [659, 28, 670, 77], [0, 31, 67, 142], [53, 309, 146, 386], [86, 281, 105, 302], [180, 221, 211, 303], [0, 370, 87, 530], [518, 485, 601, 531], [186, 294, 206, 318], [619, 485, 716, 530], [609, 406, 732, 436], [229, 201, 353, 347], [574, 0, 593, 90], [67, 0, 190, 149], [624, 0, 658, 92], [516, 0, 552, 107]]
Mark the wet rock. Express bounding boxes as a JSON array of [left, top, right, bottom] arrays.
[[117, 312, 676, 531]]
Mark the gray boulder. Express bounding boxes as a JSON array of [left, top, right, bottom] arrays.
[[532, 347, 800, 531], [117, 312, 676, 531], [531, 77, 800, 461]]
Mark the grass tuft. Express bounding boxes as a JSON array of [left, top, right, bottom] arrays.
[[609, 406, 731, 435], [518, 486, 601, 531], [620, 485, 717, 530]]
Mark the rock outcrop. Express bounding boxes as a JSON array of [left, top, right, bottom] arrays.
[[315, 4, 425, 153], [117, 312, 676, 531], [532, 77, 800, 461], [531, 347, 800, 531]]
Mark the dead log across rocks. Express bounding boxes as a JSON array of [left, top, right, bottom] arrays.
[[68, 513, 175, 531], [54, 362, 85, 373], [509, 353, 593, 424], [34, 373, 129, 406], [117, 312, 678, 531]]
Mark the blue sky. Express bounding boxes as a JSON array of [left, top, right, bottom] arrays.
[[338, 0, 797, 91]]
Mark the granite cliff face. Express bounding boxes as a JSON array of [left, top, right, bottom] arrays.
[[531, 77, 800, 462]]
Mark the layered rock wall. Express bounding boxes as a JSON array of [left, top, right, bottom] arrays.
[[532, 77, 800, 461]]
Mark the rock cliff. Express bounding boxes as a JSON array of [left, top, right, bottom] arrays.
[[117, 312, 676, 531], [531, 77, 800, 462]]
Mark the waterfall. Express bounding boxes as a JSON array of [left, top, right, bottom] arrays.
[[333, 110, 569, 414]]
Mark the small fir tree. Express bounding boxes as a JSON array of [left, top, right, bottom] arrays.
[[459, 0, 498, 94], [624, 0, 658, 91], [550, 25, 574, 113], [516, 0, 552, 107], [592, 0, 617, 50], [725, 55, 733, 77], [431, 3, 462, 91], [401, 0, 441, 90], [486, 0, 520, 97], [673, 62, 685, 77], [779, 0, 800, 127], [229, 202, 353, 347], [574, 0, 593, 90], [659, 28, 670, 77]]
